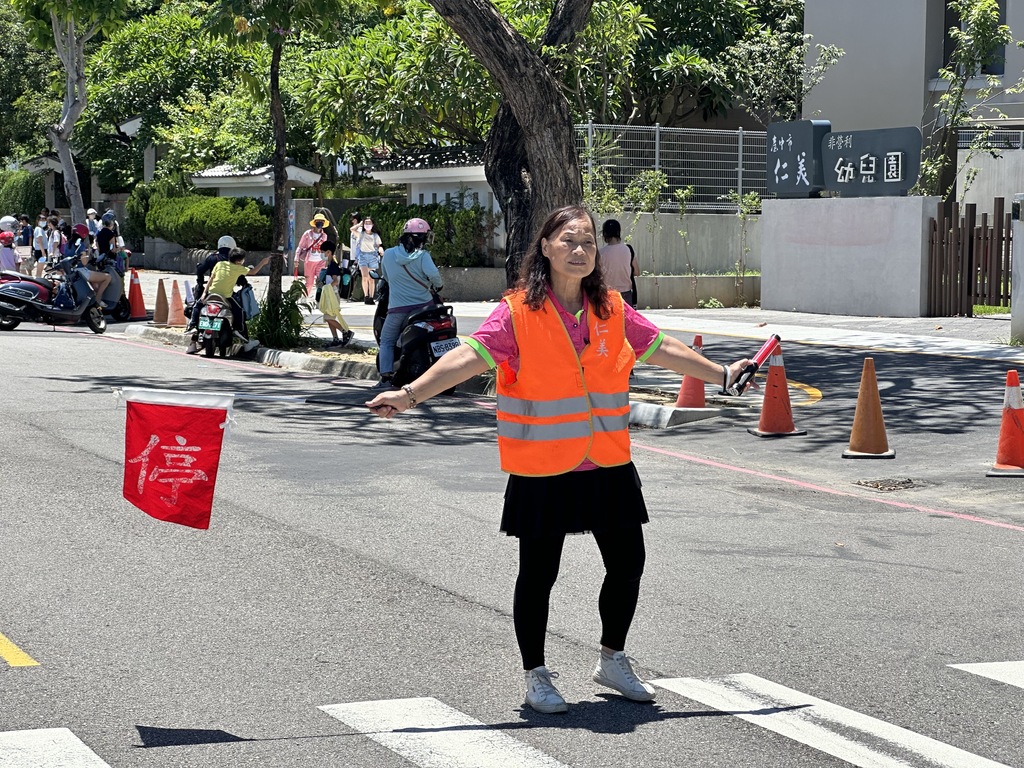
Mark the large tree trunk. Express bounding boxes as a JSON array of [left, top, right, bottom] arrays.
[[48, 12, 92, 225], [425, 0, 590, 287], [268, 40, 288, 304]]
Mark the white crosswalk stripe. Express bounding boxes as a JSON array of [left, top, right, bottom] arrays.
[[0, 728, 111, 767], [320, 696, 569, 768], [653, 673, 1009, 768], [949, 660, 1024, 691]]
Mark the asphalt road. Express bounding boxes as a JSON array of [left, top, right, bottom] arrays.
[[1, 318, 1022, 767]]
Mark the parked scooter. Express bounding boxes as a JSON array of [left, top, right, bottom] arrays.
[[0, 255, 106, 333], [371, 271, 460, 387]]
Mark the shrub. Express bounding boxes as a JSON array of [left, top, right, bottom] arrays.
[[0, 170, 45, 217], [145, 194, 273, 249], [355, 198, 498, 268]]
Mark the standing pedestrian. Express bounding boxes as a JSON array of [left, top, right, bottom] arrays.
[[32, 213, 48, 277], [296, 212, 330, 296], [600, 219, 639, 309], [354, 216, 384, 304], [366, 204, 750, 714], [0, 231, 16, 272], [43, 215, 63, 276], [16, 215, 34, 275], [317, 240, 354, 348]]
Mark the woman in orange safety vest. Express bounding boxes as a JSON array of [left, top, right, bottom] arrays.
[[367, 205, 750, 715]]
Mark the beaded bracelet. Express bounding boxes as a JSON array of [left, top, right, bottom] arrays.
[[402, 384, 417, 408]]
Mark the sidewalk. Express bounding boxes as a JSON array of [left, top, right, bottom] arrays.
[[125, 269, 1024, 399]]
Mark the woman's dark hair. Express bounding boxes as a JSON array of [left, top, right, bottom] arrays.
[[601, 218, 621, 240], [515, 205, 611, 320]]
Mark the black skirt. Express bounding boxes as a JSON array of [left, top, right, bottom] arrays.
[[500, 462, 649, 538]]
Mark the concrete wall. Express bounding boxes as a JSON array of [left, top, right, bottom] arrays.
[[803, 0, 943, 131], [959, 150, 1024, 209], [601, 212, 760, 275], [761, 196, 940, 316]]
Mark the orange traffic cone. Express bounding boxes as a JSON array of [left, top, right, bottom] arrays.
[[842, 357, 895, 458], [676, 334, 706, 408], [128, 269, 147, 320], [747, 344, 806, 438], [152, 279, 168, 325], [987, 370, 1024, 477], [167, 280, 187, 326]]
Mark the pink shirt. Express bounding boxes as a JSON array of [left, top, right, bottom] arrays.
[[466, 290, 664, 472]]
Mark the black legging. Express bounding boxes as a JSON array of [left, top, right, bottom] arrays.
[[514, 525, 646, 670]]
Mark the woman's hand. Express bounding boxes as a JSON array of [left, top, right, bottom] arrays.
[[366, 389, 411, 419]]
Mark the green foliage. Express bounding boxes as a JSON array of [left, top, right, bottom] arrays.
[[146, 194, 273, 249], [623, 170, 668, 212], [357, 196, 499, 268], [0, 3, 59, 163], [0, 170, 45, 215], [78, 8, 264, 187], [725, 2, 844, 127], [583, 168, 623, 218], [914, 0, 1016, 200], [123, 175, 193, 245], [697, 297, 724, 309], [248, 278, 316, 349]]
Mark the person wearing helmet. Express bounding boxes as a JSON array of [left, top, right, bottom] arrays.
[[296, 212, 331, 296], [186, 235, 238, 331], [0, 230, 16, 272], [194, 235, 236, 295], [376, 217, 443, 386]]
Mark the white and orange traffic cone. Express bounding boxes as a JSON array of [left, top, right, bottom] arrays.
[[128, 269, 147, 320], [747, 344, 806, 438], [676, 334, 706, 408], [842, 357, 895, 458], [987, 370, 1024, 477]]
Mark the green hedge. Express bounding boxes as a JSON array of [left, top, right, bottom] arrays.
[[145, 194, 273, 250], [356, 200, 497, 268], [0, 170, 45, 217]]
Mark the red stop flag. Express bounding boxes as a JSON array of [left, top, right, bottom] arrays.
[[122, 389, 235, 529]]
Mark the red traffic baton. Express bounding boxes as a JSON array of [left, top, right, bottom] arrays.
[[721, 334, 781, 395]]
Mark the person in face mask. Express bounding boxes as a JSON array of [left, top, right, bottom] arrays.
[[32, 214, 48, 277], [354, 216, 384, 304], [296, 212, 331, 295]]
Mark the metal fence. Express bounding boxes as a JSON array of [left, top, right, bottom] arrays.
[[958, 128, 1024, 150], [575, 122, 768, 212]]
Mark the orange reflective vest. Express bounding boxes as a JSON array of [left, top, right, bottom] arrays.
[[496, 290, 634, 476]]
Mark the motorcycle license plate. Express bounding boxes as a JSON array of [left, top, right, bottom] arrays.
[[430, 337, 461, 357], [199, 317, 223, 331]]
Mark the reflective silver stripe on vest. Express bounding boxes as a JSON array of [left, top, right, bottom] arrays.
[[496, 419, 593, 441], [592, 413, 630, 433], [496, 394, 589, 418], [588, 391, 630, 410]]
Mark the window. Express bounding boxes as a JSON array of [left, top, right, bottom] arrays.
[[944, 0, 1006, 76]]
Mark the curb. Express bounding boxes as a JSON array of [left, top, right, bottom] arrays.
[[124, 325, 727, 428]]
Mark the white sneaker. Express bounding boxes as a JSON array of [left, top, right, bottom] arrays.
[[592, 651, 656, 701], [524, 666, 568, 713], [185, 342, 199, 355]]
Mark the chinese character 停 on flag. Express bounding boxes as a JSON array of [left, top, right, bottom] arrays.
[[121, 388, 235, 529]]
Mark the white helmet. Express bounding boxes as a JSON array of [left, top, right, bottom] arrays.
[[217, 235, 237, 250]]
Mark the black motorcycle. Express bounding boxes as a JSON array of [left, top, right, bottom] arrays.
[[371, 272, 460, 388], [0, 256, 106, 333]]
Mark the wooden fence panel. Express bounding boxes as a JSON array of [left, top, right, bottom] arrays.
[[927, 197, 1012, 316]]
